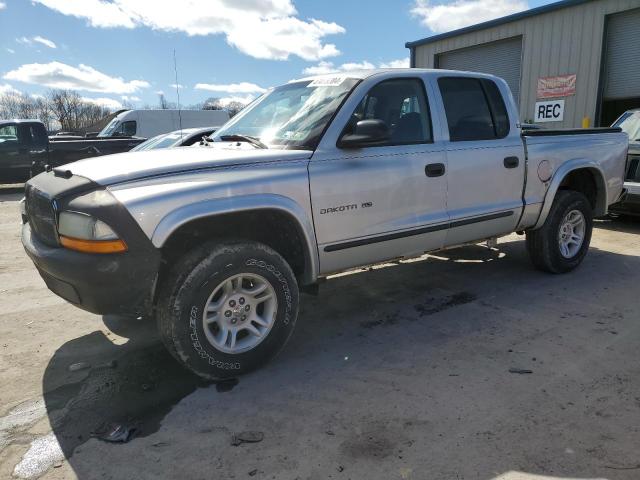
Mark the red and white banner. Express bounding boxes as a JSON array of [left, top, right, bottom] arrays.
[[537, 74, 576, 98]]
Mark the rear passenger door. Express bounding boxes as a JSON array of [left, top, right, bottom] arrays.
[[436, 76, 525, 246]]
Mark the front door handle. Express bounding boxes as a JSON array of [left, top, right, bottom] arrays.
[[425, 163, 445, 177], [504, 156, 519, 168]]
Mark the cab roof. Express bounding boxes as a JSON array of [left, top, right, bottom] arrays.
[[294, 68, 500, 83]]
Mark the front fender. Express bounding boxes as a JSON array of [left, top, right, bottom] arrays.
[[151, 193, 319, 284], [533, 159, 608, 229]]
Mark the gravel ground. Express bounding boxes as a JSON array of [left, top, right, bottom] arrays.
[[1, 183, 639, 480]]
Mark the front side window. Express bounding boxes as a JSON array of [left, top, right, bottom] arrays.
[[438, 77, 509, 142], [211, 78, 360, 150], [0, 124, 18, 145], [118, 121, 137, 136], [342, 78, 433, 146]]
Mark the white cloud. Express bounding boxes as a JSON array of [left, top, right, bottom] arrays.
[[6, 48, 15, 54], [121, 95, 141, 102], [3, 62, 149, 94], [0, 2, 6, 10], [195, 82, 267, 94], [169, 83, 185, 89], [82, 96, 123, 110], [0, 83, 20, 95], [16, 36, 57, 49], [32, 0, 345, 61], [411, 0, 528, 33], [302, 58, 410, 75], [33, 36, 57, 49], [379, 58, 410, 68], [214, 95, 256, 107]]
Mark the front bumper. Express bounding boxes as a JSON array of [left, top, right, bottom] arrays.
[[22, 222, 161, 316]]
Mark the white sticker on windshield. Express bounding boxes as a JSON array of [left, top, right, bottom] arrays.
[[308, 77, 346, 87]]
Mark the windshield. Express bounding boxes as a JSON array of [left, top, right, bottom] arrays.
[[613, 111, 640, 141], [132, 132, 182, 151], [211, 77, 360, 150], [99, 118, 120, 137]]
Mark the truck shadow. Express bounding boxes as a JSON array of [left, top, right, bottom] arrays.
[[594, 215, 640, 234], [41, 240, 640, 479]]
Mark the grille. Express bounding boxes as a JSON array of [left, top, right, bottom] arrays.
[[25, 185, 59, 246], [626, 155, 640, 182]]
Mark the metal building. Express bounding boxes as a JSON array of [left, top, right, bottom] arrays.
[[406, 0, 640, 128]]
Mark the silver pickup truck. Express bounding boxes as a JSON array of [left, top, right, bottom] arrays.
[[21, 69, 627, 379]]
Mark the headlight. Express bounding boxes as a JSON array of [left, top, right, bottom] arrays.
[[57, 211, 127, 253]]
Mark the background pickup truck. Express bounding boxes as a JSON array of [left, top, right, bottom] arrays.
[[0, 119, 144, 183], [609, 109, 640, 216], [21, 69, 628, 380]]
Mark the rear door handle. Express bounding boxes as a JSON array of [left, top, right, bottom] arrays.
[[425, 163, 445, 177], [504, 156, 519, 168]]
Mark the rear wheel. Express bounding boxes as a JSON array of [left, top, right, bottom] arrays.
[[526, 190, 593, 273], [157, 241, 299, 380]]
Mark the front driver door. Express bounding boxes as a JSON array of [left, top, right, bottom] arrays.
[[309, 76, 449, 275]]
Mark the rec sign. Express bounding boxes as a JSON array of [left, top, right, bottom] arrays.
[[534, 100, 565, 123]]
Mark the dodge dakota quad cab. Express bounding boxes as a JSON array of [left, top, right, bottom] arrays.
[[21, 69, 628, 380]]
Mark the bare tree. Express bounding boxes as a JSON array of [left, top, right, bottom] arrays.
[[202, 97, 223, 110], [225, 101, 246, 118], [0, 89, 116, 133], [158, 93, 177, 110], [43, 90, 111, 132]]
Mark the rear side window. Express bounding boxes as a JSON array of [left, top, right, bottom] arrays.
[[481, 80, 510, 138], [438, 77, 510, 141], [29, 124, 48, 145]]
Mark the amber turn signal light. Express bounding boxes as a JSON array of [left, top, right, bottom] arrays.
[[59, 235, 128, 254]]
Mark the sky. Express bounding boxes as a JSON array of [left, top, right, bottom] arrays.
[[0, 0, 555, 111]]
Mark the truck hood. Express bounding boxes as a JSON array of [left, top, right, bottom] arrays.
[[55, 143, 313, 186]]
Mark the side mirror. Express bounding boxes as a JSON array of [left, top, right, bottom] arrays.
[[338, 119, 390, 149]]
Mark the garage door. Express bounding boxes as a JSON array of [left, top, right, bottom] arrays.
[[603, 8, 640, 100], [437, 37, 523, 106]]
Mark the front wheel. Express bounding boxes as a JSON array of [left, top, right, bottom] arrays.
[[526, 190, 593, 273], [157, 241, 299, 380]]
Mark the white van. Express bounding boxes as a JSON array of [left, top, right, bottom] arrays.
[[98, 109, 230, 139]]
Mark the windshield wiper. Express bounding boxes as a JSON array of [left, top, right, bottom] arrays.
[[219, 134, 268, 149]]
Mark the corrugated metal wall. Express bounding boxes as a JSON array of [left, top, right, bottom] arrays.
[[603, 7, 640, 99], [412, 0, 640, 128], [437, 37, 523, 104]]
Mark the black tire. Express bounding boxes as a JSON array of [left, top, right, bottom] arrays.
[[526, 190, 593, 273], [157, 241, 299, 380]]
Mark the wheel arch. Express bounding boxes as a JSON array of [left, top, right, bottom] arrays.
[[152, 194, 319, 286], [533, 160, 607, 229]]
